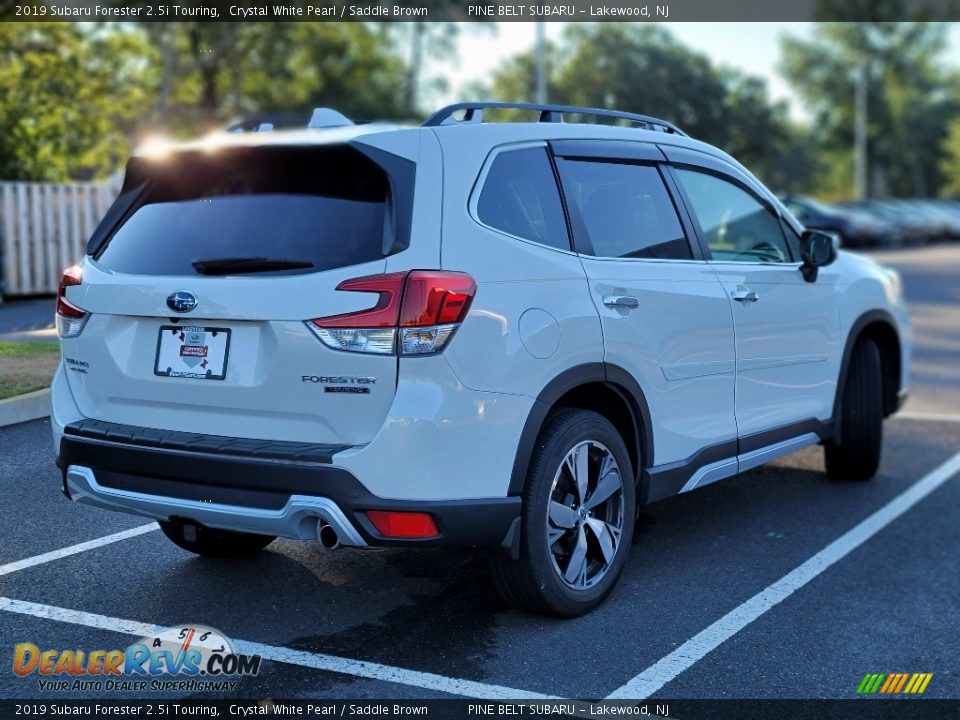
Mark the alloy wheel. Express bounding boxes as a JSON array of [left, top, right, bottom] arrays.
[[546, 440, 625, 589]]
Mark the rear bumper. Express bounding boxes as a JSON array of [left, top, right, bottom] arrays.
[[64, 464, 368, 546], [58, 422, 521, 549]]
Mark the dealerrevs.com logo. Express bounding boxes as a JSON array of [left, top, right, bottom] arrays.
[[14, 624, 261, 693]]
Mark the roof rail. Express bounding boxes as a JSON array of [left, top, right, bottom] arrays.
[[422, 102, 687, 136]]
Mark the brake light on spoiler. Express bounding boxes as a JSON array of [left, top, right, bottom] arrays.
[[308, 271, 476, 355]]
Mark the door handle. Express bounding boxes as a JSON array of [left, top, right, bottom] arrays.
[[731, 287, 759, 303], [602, 295, 640, 309]]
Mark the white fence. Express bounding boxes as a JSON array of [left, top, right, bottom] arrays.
[[0, 181, 118, 297]]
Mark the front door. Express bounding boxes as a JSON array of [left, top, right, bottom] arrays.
[[670, 164, 842, 441]]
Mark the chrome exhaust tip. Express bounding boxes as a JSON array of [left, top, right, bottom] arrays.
[[317, 521, 341, 550]]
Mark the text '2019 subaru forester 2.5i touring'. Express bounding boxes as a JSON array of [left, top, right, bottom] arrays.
[[53, 102, 911, 616]]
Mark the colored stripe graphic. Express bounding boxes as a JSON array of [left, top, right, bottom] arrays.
[[858, 673, 885, 694], [858, 672, 932, 694], [906, 673, 934, 694], [879, 674, 897, 693]]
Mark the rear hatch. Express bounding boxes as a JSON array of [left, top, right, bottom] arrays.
[[59, 139, 421, 445]]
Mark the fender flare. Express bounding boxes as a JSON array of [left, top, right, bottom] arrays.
[[833, 308, 900, 442], [507, 363, 654, 495]]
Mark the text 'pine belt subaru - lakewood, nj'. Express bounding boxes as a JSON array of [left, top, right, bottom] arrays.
[[52, 102, 911, 616]]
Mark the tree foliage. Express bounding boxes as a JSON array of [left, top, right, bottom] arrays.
[[3, 18, 960, 199], [143, 22, 410, 129], [938, 117, 960, 197], [0, 23, 156, 181], [490, 25, 799, 189], [781, 22, 960, 198], [0, 22, 412, 181]]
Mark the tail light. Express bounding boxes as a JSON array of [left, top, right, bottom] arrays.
[[56, 266, 88, 339], [308, 271, 476, 355]]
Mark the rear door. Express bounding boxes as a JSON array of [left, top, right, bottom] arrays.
[[62, 138, 426, 445], [665, 148, 842, 440], [551, 141, 738, 483]]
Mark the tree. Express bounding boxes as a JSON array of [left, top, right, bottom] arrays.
[[781, 22, 960, 197], [938, 117, 960, 197], [717, 69, 793, 184], [551, 25, 728, 142], [0, 23, 156, 181], [236, 24, 409, 121], [384, 14, 496, 116], [489, 25, 794, 187], [0, 22, 419, 180], [138, 22, 411, 130], [489, 41, 565, 113]]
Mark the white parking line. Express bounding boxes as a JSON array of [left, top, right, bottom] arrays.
[[0, 524, 157, 577], [0, 597, 555, 700], [606, 450, 960, 700], [896, 411, 960, 424]]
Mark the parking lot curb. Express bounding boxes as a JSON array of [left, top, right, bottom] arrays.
[[0, 388, 50, 428]]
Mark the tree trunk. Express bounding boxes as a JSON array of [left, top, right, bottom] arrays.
[[405, 24, 425, 116]]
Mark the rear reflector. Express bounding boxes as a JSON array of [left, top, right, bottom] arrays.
[[309, 270, 476, 355], [56, 265, 88, 338], [366, 510, 439, 539]]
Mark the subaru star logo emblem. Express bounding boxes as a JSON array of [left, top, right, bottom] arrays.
[[166, 291, 198, 313]]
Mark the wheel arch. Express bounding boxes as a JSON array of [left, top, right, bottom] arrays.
[[834, 309, 903, 439], [508, 363, 653, 497]]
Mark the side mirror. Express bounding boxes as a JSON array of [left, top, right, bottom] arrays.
[[799, 230, 838, 283]]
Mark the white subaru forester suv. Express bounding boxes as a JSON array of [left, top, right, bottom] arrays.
[[52, 103, 911, 617]]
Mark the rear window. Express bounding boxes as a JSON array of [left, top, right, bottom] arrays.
[[476, 147, 570, 251], [95, 146, 395, 276]]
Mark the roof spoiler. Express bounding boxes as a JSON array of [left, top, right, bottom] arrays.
[[226, 107, 355, 133]]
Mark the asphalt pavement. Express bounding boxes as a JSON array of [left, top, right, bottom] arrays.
[[0, 245, 957, 703], [0, 297, 56, 342]]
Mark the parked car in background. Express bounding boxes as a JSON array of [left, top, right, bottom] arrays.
[[781, 195, 897, 249], [786, 194, 960, 248], [929, 199, 960, 226], [839, 200, 937, 246], [912, 200, 960, 240]]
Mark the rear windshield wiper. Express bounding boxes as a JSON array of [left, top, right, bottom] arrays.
[[192, 257, 315, 275]]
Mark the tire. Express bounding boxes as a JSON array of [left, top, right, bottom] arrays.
[[491, 409, 636, 617], [159, 520, 275, 558], [825, 338, 884, 481]]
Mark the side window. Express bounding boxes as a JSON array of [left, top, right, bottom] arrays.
[[476, 147, 570, 251], [556, 159, 691, 260], [674, 167, 793, 263]]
